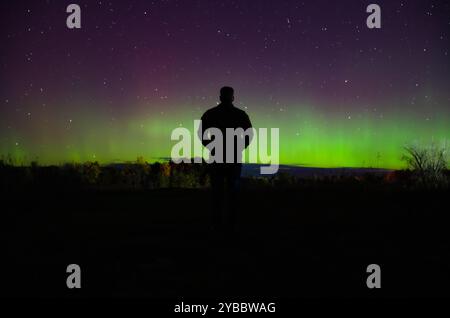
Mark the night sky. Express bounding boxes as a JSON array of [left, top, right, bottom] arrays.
[[1, 0, 449, 168]]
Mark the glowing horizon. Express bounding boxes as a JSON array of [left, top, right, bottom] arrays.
[[2, 102, 448, 169]]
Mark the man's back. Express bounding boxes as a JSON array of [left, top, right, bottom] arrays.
[[201, 103, 251, 134], [200, 103, 252, 164]]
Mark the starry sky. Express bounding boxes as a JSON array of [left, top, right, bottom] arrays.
[[1, 0, 449, 168]]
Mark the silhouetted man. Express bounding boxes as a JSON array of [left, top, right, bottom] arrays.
[[199, 87, 253, 230]]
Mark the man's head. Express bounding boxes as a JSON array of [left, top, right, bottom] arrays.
[[220, 86, 234, 104]]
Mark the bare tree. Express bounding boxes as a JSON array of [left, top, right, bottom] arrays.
[[402, 141, 448, 187]]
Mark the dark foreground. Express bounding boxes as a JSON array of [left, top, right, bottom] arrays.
[[2, 182, 450, 302]]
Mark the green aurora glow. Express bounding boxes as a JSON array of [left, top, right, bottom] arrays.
[[2, 101, 448, 169]]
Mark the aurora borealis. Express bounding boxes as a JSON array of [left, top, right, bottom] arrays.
[[1, 0, 449, 169]]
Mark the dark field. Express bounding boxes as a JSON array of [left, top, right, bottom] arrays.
[[2, 168, 450, 301]]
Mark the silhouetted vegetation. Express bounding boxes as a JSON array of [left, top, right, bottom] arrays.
[[0, 158, 213, 192], [1, 156, 448, 193], [402, 142, 449, 188]]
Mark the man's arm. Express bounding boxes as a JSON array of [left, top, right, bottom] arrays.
[[243, 112, 253, 149], [198, 114, 211, 147]]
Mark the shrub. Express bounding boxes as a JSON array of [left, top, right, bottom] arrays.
[[402, 141, 448, 188]]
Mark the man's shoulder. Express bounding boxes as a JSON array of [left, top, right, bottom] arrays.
[[201, 104, 249, 119], [231, 105, 248, 116], [226, 105, 250, 121], [201, 105, 220, 120]]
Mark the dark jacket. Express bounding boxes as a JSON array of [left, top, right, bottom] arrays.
[[199, 103, 253, 164]]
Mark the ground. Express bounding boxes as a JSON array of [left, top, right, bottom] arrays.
[[3, 182, 449, 300]]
